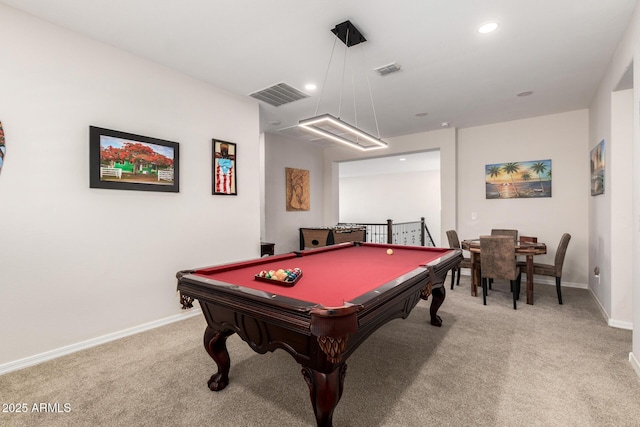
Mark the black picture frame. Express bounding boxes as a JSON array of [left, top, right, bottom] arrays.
[[212, 139, 237, 195], [89, 126, 179, 193]]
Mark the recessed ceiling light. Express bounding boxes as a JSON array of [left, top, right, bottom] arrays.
[[305, 83, 317, 91], [441, 122, 450, 128], [478, 22, 499, 34], [517, 91, 533, 97], [399, 158, 406, 161]]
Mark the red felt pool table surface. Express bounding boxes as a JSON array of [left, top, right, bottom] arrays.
[[191, 243, 453, 307]]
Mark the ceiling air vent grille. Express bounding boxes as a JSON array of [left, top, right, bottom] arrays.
[[374, 62, 401, 76], [249, 83, 309, 107]]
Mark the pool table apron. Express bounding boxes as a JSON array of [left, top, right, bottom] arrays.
[[176, 248, 462, 427]]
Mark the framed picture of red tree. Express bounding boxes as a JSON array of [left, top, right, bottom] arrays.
[[90, 126, 179, 192]]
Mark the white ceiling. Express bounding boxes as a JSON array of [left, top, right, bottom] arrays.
[[1, 0, 637, 146], [339, 151, 440, 178]]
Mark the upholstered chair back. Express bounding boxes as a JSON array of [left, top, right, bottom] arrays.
[[480, 235, 518, 281]]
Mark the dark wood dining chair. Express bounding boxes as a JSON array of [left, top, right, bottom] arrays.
[[517, 236, 537, 264], [446, 230, 472, 289], [518, 233, 571, 304], [480, 235, 521, 309]]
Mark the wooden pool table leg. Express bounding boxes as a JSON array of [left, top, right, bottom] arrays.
[[302, 364, 347, 427], [429, 286, 445, 327], [203, 326, 235, 391]]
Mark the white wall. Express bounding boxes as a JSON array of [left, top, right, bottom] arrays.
[[610, 89, 633, 328], [0, 5, 261, 368], [324, 128, 457, 248], [457, 110, 589, 288], [589, 7, 637, 329], [339, 170, 441, 246], [263, 132, 325, 254], [589, 2, 639, 374]]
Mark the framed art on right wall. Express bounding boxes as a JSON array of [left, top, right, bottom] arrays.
[[590, 139, 605, 196]]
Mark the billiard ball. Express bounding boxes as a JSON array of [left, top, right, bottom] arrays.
[[387, 249, 393, 255]]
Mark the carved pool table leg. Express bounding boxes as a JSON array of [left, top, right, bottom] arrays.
[[429, 286, 445, 327], [301, 364, 347, 427], [203, 326, 235, 391]]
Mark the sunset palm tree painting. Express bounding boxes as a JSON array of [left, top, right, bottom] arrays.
[[485, 159, 552, 199]]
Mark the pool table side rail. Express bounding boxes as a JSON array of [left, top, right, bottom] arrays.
[[184, 252, 300, 275], [177, 247, 461, 314], [178, 272, 320, 313], [178, 248, 462, 355], [346, 249, 461, 354]]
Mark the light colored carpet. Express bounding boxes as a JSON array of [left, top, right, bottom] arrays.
[[1, 276, 639, 427]]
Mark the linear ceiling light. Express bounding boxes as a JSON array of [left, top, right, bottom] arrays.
[[299, 114, 388, 151], [298, 20, 388, 151]]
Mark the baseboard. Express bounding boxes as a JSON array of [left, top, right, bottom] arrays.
[[0, 308, 202, 376], [457, 271, 632, 328], [630, 352, 640, 380], [458, 271, 588, 289], [586, 288, 634, 330], [589, 287, 611, 323], [609, 319, 634, 330]]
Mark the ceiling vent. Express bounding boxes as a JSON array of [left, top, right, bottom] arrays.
[[249, 83, 309, 107], [374, 62, 401, 76]]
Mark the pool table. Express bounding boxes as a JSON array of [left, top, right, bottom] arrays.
[[176, 242, 462, 427]]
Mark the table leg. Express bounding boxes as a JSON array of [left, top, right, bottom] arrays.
[[302, 364, 347, 427], [526, 255, 534, 305], [471, 252, 480, 297], [429, 286, 445, 327], [203, 326, 235, 391]]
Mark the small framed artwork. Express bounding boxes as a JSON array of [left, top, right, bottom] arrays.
[[89, 126, 179, 192], [0, 120, 5, 175], [286, 167, 310, 211], [212, 139, 237, 195], [590, 139, 605, 196]]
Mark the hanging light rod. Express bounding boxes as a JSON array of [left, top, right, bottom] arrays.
[[298, 20, 388, 151]]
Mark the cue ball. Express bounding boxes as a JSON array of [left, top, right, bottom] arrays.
[[387, 249, 393, 255]]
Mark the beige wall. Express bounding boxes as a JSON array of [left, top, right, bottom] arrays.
[[263, 132, 325, 254], [610, 89, 634, 327], [0, 5, 261, 369], [588, 2, 639, 373], [457, 110, 590, 288]]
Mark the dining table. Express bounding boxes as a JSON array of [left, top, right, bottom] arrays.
[[461, 238, 547, 305]]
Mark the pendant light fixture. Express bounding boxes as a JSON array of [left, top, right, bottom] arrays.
[[298, 20, 388, 151]]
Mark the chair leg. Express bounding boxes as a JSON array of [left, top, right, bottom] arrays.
[[456, 268, 461, 286], [516, 273, 521, 300], [556, 277, 563, 305], [482, 278, 487, 305], [510, 279, 519, 310], [489, 278, 493, 290]]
